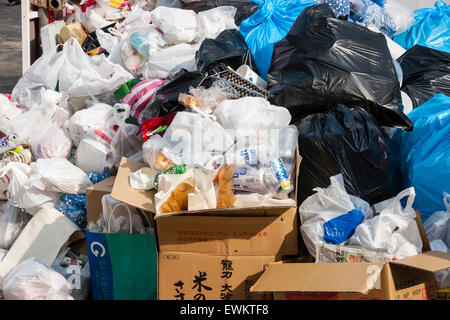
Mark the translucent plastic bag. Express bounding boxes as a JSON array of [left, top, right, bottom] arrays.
[[142, 43, 200, 80], [99, 194, 146, 234], [214, 96, 291, 131], [29, 158, 92, 194], [0, 163, 59, 215], [32, 128, 72, 160], [11, 47, 66, 108], [58, 39, 133, 98], [1, 258, 73, 300], [424, 193, 450, 247], [300, 174, 372, 257], [66, 103, 113, 146], [151, 6, 200, 45], [349, 187, 423, 259]]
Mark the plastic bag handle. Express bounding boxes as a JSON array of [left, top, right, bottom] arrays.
[[390, 187, 416, 213], [443, 192, 450, 211], [107, 202, 133, 234]]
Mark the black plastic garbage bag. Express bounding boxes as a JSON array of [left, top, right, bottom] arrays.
[[181, 0, 258, 25], [195, 29, 256, 74], [144, 70, 206, 118], [398, 45, 450, 109], [296, 104, 393, 206], [268, 4, 412, 130]]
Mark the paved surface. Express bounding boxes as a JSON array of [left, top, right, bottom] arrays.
[[0, 2, 22, 93]]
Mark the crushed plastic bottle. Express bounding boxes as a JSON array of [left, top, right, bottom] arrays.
[[349, 0, 396, 37], [318, 0, 350, 18]]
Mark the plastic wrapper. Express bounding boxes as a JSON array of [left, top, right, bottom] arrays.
[[393, 1, 450, 53], [32, 128, 72, 160], [268, 4, 412, 130], [297, 104, 393, 206], [398, 45, 450, 109], [58, 22, 88, 45], [315, 243, 394, 263], [300, 174, 372, 258], [182, 0, 258, 25], [1, 258, 73, 300], [0, 203, 32, 250], [349, 188, 423, 259], [239, 0, 318, 79], [197, 6, 238, 41], [390, 94, 450, 222]]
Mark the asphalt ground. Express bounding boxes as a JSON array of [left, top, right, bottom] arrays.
[[0, 2, 22, 93]]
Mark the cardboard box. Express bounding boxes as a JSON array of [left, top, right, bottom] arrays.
[[86, 176, 116, 224], [111, 156, 300, 217], [158, 252, 276, 300], [157, 207, 298, 256], [250, 251, 450, 300]]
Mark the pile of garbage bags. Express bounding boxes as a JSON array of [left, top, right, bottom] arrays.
[[0, 0, 448, 300]]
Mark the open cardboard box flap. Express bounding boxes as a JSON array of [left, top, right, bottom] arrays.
[[251, 251, 450, 295], [111, 155, 300, 219], [391, 251, 450, 273], [250, 262, 386, 294]]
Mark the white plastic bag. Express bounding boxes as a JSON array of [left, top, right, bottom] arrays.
[[11, 48, 66, 108], [143, 43, 200, 80], [67, 103, 113, 146], [29, 158, 92, 194], [2, 258, 73, 300], [151, 7, 200, 45], [99, 194, 146, 234], [197, 6, 238, 40], [299, 174, 372, 258], [144, 111, 234, 170], [0, 163, 59, 215], [424, 193, 450, 247], [214, 97, 292, 133], [107, 104, 141, 168], [76, 136, 110, 173], [32, 128, 72, 160], [349, 188, 423, 259], [58, 39, 133, 98], [0, 202, 31, 250]]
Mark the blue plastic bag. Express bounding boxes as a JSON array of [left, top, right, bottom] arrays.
[[393, 1, 450, 53], [391, 93, 450, 222], [323, 209, 365, 244], [239, 0, 317, 80]]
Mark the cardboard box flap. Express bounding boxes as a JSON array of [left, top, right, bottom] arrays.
[[250, 262, 385, 294], [86, 176, 116, 193], [111, 157, 156, 213], [391, 251, 450, 273]]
